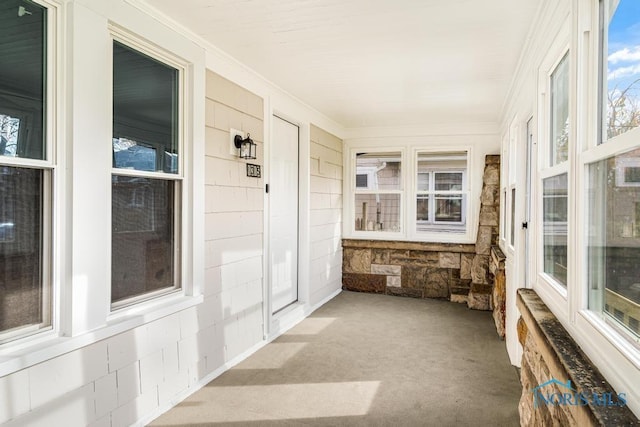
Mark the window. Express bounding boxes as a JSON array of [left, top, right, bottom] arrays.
[[353, 152, 402, 232], [112, 40, 181, 307], [601, 1, 640, 141], [540, 50, 570, 289], [415, 152, 467, 233], [587, 0, 640, 344], [0, 0, 51, 343], [550, 53, 570, 166]]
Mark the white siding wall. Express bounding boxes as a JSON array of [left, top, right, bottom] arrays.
[[0, 1, 346, 425], [309, 126, 343, 306]]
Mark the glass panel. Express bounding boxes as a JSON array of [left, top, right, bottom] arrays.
[[511, 188, 516, 246], [416, 196, 429, 221], [417, 173, 429, 192], [112, 176, 178, 304], [543, 173, 568, 286], [0, 167, 47, 335], [0, 0, 47, 160], [435, 172, 463, 191], [113, 42, 179, 173], [588, 148, 640, 339], [434, 196, 463, 223], [550, 53, 569, 166], [354, 193, 400, 232], [355, 152, 401, 191], [604, 0, 640, 140]]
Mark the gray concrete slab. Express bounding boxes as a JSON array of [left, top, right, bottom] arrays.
[[150, 291, 521, 426]]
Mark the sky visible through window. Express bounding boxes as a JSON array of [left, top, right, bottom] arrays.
[[607, 0, 640, 138]]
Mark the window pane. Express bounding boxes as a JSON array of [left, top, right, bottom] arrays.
[[0, 167, 47, 335], [604, 0, 640, 140], [112, 176, 178, 304], [435, 196, 463, 223], [588, 148, 640, 339], [543, 173, 568, 286], [510, 188, 516, 246], [417, 173, 429, 192], [435, 172, 463, 191], [416, 196, 429, 221], [354, 193, 400, 232], [0, 0, 46, 160], [550, 53, 569, 165], [113, 42, 179, 173], [355, 152, 401, 191]]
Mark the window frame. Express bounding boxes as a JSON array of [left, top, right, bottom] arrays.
[[535, 22, 572, 301], [109, 28, 187, 311], [414, 153, 468, 231], [0, 0, 57, 345], [351, 149, 404, 236]]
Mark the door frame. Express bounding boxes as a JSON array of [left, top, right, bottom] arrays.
[[263, 108, 311, 340]]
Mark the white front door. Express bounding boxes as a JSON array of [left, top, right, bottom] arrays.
[[270, 115, 299, 313]]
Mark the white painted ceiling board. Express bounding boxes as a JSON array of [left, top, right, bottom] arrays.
[[146, 0, 539, 128]]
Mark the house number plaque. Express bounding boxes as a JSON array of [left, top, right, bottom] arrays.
[[246, 163, 261, 178]]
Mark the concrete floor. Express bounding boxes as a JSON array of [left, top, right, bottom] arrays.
[[150, 291, 522, 426]]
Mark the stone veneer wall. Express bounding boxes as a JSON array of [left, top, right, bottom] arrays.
[[341, 155, 501, 310], [517, 289, 639, 426], [342, 239, 476, 300]]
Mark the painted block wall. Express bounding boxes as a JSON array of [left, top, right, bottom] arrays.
[[309, 125, 344, 306]]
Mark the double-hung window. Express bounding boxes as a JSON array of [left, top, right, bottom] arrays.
[[415, 152, 467, 234], [0, 0, 52, 343], [587, 0, 640, 340], [111, 40, 182, 308]]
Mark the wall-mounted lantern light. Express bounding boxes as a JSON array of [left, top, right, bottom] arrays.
[[234, 133, 256, 159]]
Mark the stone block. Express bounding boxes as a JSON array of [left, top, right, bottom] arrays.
[[485, 155, 500, 165], [425, 268, 449, 298], [371, 249, 390, 264], [386, 287, 423, 298], [492, 270, 506, 339], [401, 266, 427, 289], [478, 206, 499, 226], [476, 226, 493, 255], [343, 248, 371, 273], [438, 252, 460, 268], [371, 264, 401, 275], [460, 253, 473, 280], [480, 184, 499, 206], [342, 273, 385, 293], [471, 255, 490, 284], [517, 316, 528, 348], [467, 283, 492, 310], [483, 164, 500, 185], [450, 294, 468, 304], [386, 275, 401, 287]]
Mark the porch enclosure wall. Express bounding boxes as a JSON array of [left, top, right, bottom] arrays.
[[0, 0, 344, 424]]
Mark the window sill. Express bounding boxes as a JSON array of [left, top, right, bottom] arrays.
[[0, 294, 203, 377]]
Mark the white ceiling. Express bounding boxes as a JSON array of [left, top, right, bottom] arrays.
[[146, 0, 540, 128]]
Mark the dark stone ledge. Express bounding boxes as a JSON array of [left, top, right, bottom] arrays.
[[517, 289, 640, 426], [342, 239, 476, 253], [491, 245, 506, 262]]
